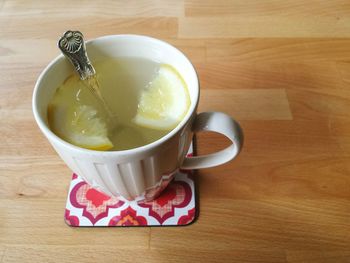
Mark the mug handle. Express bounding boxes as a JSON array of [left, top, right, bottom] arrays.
[[181, 112, 243, 169]]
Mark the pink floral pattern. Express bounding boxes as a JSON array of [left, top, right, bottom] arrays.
[[69, 181, 125, 225], [109, 206, 147, 226], [139, 181, 192, 224], [64, 209, 79, 226], [177, 208, 196, 225], [65, 172, 195, 226]]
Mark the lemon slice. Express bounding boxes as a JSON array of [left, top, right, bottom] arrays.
[[48, 104, 113, 151], [134, 64, 190, 130]]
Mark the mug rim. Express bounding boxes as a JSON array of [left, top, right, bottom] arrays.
[[32, 34, 199, 156]]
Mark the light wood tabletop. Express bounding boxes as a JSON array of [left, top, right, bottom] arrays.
[[1, 1, 350, 262]]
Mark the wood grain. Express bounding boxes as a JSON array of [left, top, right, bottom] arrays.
[[179, 17, 350, 38], [199, 89, 292, 120], [204, 39, 350, 63], [185, 0, 350, 17], [1, 0, 350, 262], [1, 246, 286, 263], [1, 0, 184, 17], [0, 17, 178, 39]]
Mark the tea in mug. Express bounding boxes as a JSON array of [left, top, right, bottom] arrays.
[[47, 57, 190, 151]]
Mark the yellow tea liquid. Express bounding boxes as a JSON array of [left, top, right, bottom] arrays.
[[48, 57, 187, 151]]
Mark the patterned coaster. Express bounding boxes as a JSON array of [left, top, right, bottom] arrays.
[[64, 151, 196, 227]]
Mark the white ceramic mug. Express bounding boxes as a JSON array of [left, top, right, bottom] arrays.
[[33, 35, 243, 202]]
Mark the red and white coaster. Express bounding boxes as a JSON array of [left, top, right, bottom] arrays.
[[64, 149, 196, 227]]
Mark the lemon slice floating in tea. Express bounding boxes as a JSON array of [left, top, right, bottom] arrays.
[[134, 64, 190, 130], [48, 103, 113, 151]]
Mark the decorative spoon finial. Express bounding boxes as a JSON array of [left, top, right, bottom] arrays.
[[58, 30, 95, 80]]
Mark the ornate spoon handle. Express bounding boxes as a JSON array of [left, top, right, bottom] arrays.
[[58, 30, 95, 80]]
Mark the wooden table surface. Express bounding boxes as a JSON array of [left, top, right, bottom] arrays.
[[1, 1, 350, 262]]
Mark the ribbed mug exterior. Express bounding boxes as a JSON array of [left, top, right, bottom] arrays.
[[50, 117, 194, 201]]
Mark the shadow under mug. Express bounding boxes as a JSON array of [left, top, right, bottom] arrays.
[[32, 35, 243, 202]]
